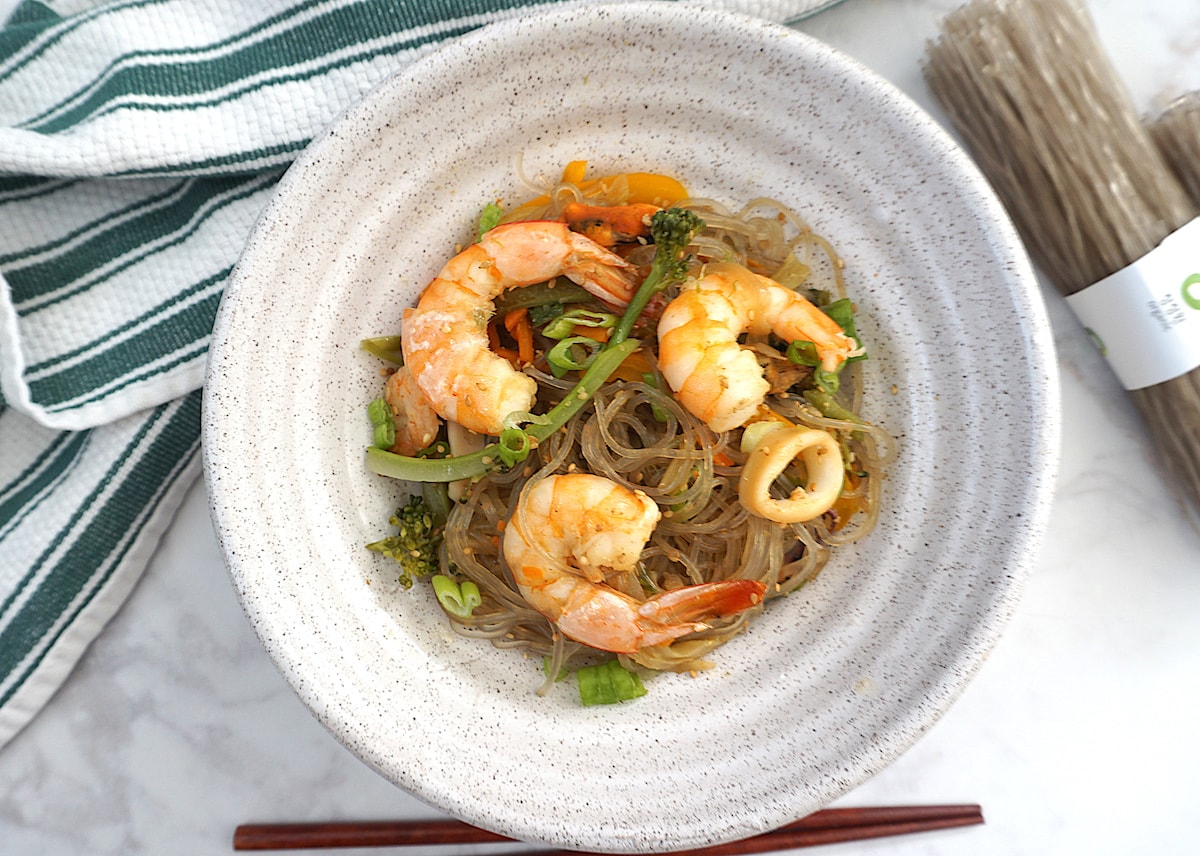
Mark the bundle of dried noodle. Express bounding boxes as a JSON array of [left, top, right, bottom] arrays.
[[1149, 93, 1200, 207], [924, 0, 1200, 513]]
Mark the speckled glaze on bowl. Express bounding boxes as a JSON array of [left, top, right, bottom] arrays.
[[202, 3, 1059, 851]]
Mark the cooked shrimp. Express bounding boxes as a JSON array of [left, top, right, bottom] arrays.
[[656, 261, 858, 432], [402, 222, 638, 435], [383, 365, 441, 455], [502, 474, 766, 654]]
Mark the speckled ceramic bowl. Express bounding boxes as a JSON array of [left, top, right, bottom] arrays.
[[202, 3, 1059, 851]]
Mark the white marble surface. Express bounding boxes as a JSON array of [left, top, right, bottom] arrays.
[[3, 1, 1200, 854]]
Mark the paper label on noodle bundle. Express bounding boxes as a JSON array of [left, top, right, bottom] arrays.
[[1065, 217, 1200, 390]]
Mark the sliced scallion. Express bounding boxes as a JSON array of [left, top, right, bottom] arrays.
[[576, 659, 647, 706], [803, 388, 862, 424], [367, 397, 395, 449], [542, 308, 618, 340], [542, 657, 569, 683], [640, 373, 671, 423], [497, 426, 533, 467], [547, 336, 603, 377], [431, 575, 481, 618]]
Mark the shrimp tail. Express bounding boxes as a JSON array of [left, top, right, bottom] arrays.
[[557, 579, 767, 654], [637, 579, 766, 628], [561, 230, 638, 307]]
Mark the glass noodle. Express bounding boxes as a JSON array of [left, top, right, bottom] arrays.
[[421, 168, 897, 689]]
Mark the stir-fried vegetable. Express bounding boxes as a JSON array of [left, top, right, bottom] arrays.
[[367, 397, 395, 449], [783, 294, 867, 395], [360, 335, 404, 365], [476, 201, 503, 240], [610, 207, 704, 347], [576, 659, 648, 706], [501, 161, 688, 223], [366, 494, 446, 588], [542, 308, 617, 340], [431, 575, 482, 618]]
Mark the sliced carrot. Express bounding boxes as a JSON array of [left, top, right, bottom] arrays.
[[494, 347, 520, 368], [517, 323, 534, 365], [571, 323, 611, 343], [563, 201, 660, 246], [504, 308, 535, 366], [712, 451, 735, 467], [502, 308, 525, 332], [488, 317, 521, 368]]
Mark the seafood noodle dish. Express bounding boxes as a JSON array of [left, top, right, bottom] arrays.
[[362, 163, 895, 705]]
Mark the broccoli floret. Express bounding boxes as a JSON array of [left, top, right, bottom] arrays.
[[366, 494, 445, 588], [646, 206, 705, 288], [609, 207, 705, 347]]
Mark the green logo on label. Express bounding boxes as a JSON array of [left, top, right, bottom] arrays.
[[1184, 273, 1200, 310]]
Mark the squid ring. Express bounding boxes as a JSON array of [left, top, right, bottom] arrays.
[[739, 427, 844, 523]]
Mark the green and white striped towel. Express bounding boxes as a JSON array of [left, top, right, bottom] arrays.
[[0, 0, 839, 749]]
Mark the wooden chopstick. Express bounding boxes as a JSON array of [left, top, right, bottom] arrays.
[[233, 804, 983, 851]]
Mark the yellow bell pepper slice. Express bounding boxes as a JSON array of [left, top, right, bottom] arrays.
[[503, 161, 688, 222]]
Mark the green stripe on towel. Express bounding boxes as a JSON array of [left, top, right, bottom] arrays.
[[0, 432, 91, 541], [6, 172, 276, 311], [0, 393, 201, 707]]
